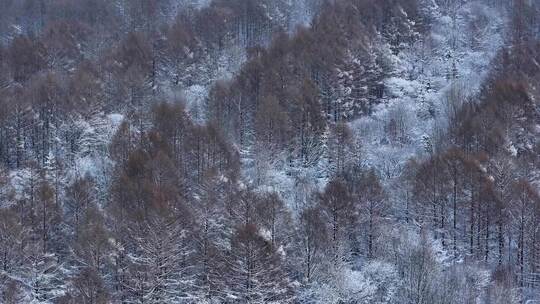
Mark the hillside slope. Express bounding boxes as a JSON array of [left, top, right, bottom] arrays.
[[0, 0, 539, 303]]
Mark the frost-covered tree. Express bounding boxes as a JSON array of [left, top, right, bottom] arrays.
[[124, 216, 196, 304], [22, 251, 67, 304], [226, 224, 294, 303], [318, 178, 354, 264], [296, 206, 327, 283]]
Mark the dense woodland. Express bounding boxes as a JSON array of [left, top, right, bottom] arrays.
[[0, 0, 539, 303]]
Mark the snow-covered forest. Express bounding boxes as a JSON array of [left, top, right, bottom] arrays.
[[0, 0, 539, 303]]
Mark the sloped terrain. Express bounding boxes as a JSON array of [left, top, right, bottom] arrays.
[[0, 0, 539, 303]]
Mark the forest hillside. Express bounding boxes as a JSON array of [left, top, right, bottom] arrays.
[[0, 0, 539, 303]]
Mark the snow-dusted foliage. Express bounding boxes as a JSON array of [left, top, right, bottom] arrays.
[[1, 0, 540, 303]]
